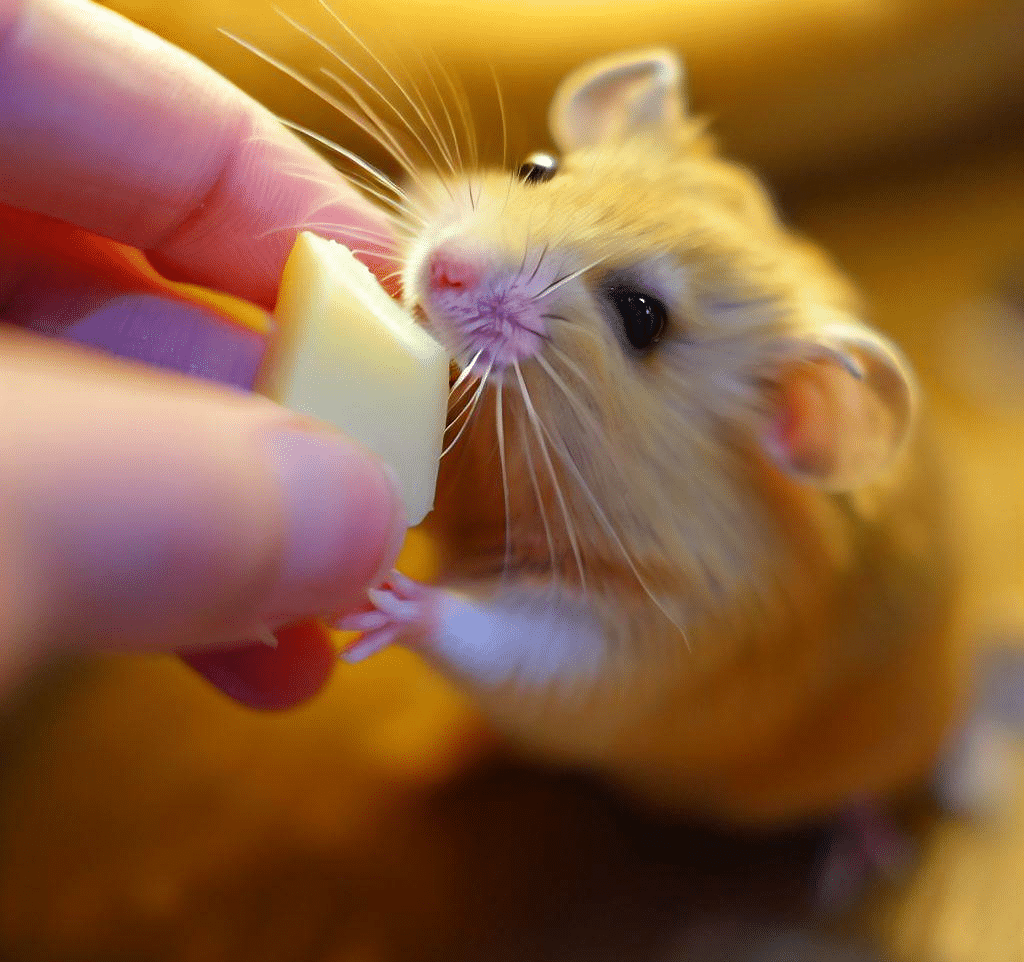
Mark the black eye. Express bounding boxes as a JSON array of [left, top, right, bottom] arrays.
[[517, 152, 558, 184], [607, 287, 668, 350]]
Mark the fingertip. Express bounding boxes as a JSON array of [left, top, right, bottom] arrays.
[[259, 428, 407, 626], [181, 620, 336, 711]]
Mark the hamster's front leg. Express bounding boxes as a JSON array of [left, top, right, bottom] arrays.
[[337, 570, 607, 690]]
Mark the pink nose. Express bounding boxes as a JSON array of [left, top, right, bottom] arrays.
[[428, 247, 483, 294]]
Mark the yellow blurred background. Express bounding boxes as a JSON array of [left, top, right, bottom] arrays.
[[2, 1, 1024, 959]]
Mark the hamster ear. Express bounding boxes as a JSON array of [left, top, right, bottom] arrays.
[[549, 48, 685, 154], [759, 320, 917, 491]]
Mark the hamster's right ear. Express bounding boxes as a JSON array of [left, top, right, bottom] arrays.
[[549, 49, 685, 153]]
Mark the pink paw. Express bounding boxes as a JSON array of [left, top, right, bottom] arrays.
[[336, 570, 437, 663]]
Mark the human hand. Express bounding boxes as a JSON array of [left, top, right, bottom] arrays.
[[0, 0, 406, 708]]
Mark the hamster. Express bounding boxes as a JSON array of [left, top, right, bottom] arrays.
[[337, 49, 967, 828]]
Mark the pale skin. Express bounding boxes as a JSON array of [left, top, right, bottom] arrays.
[[0, 0, 408, 709]]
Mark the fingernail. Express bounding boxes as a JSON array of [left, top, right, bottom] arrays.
[[261, 428, 407, 624]]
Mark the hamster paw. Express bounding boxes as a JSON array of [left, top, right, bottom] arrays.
[[336, 570, 439, 663], [814, 802, 916, 912]]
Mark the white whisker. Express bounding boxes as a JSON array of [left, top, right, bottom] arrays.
[[252, 216, 403, 243], [489, 63, 508, 171], [220, 30, 422, 188], [316, 0, 459, 176], [495, 386, 513, 584], [446, 364, 484, 421], [526, 241, 550, 285], [534, 352, 606, 441], [275, 117, 408, 201], [512, 383, 560, 594], [414, 48, 465, 173], [273, 5, 453, 179], [319, 66, 439, 199], [513, 362, 586, 593], [429, 52, 478, 170], [346, 248, 405, 262], [450, 349, 484, 397], [533, 407, 689, 642], [442, 363, 492, 457], [534, 257, 607, 301], [270, 161, 411, 216]]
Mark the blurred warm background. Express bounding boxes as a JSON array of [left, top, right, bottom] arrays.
[[2, 1, 1024, 959]]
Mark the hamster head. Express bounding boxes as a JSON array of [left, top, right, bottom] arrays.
[[400, 49, 917, 606]]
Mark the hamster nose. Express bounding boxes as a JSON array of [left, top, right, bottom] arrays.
[[428, 246, 484, 293]]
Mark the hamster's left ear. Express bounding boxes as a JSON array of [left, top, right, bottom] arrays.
[[758, 319, 918, 491], [549, 48, 685, 153]]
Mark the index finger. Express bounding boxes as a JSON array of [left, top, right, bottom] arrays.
[[0, 0, 394, 308]]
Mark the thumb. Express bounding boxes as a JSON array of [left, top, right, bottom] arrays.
[[0, 329, 407, 703]]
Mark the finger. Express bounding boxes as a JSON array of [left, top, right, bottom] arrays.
[[0, 0, 395, 309], [181, 621, 338, 712], [0, 329, 407, 700], [0, 239, 266, 388]]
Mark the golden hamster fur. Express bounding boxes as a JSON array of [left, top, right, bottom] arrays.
[[336, 49, 967, 826]]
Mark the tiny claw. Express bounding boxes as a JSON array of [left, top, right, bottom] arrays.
[[386, 568, 423, 596], [335, 610, 394, 634], [336, 574, 438, 665], [339, 625, 403, 663], [367, 587, 421, 622]]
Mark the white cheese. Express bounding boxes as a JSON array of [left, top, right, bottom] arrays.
[[264, 232, 449, 526]]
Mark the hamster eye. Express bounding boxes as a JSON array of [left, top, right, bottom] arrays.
[[607, 287, 668, 350], [517, 152, 558, 184]]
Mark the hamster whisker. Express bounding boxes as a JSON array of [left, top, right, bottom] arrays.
[[534, 353, 606, 443], [427, 49, 479, 170], [533, 257, 608, 301], [220, 31, 425, 192], [445, 380, 480, 433], [306, 225, 402, 247], [446, 353, 485, 422], [514, 388, 561, 594], [514, 362, 587, 593], [320, 67, 453, 201], [250, 222, 397, 247], [441, 362, 492, 458], [501, 172, 517, 223], [489, 63, 509, 171], [517, 226, 534, 276], [450, 348, 485, 398], [315, 0, 460, 177], [378, 269, 405, 285], [534, 409, 689, 643], [495, 386, 513, 584], [525, 241, 550, 286], [280, 7, 456, 178], [264, 165, 415, 225], [344, 248, 406, 263], [271, 4, 439, 177], [313, 222, 408, 243], [411, 48, 466, 175], [275, 119, 415, 211]]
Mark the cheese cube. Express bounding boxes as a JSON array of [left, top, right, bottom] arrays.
[[263, 232, 449, 526]]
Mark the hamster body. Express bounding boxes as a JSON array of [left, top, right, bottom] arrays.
[[343, 50, 966, 824]]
